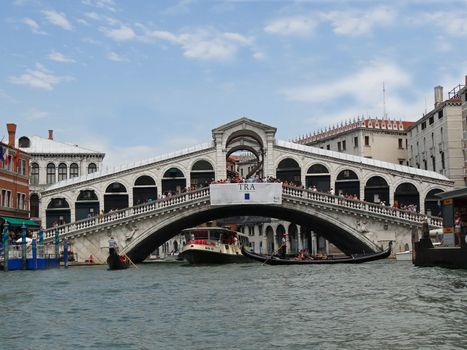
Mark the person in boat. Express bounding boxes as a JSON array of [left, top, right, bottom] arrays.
[[280, 234, 287, 258], [108, 236, 118, 256]]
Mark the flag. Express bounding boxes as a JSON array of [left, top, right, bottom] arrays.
[[0, 146, 3, 164], [4, 148, 9, 167], [13, 149, 20, 171]]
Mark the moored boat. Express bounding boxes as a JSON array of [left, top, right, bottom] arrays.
[[179, 227, 250, 264], [241, 242, 392, 265], [395, 250, 412, 261]]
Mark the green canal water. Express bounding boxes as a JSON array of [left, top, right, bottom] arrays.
[[1, 260, 467, 350]]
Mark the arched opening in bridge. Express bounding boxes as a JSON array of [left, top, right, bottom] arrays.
[[288, 223, 298, 254], [276, 224, 286, 254], [394, 183, 419, 211], [364, 176, 389, 204], [75, 190, 100, 221], [265, 225, 274, 254], [425, 189, 443, 217], [133, 176, 157, 205], [335, 170, 360, 197], [30, 193, 39, 219], [276, 158, 301, 185], [305, 164, 330, 192], [162, 167, 186, 196], [104, 182, 128, 212], [45, 198, 70, 228], [225, 130, 264, 179], [190, 160, 214, 189]]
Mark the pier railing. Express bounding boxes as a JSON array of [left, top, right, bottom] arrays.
[[43, 185, 441, 241]]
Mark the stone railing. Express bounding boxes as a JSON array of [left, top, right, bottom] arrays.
[[44, 188, 210, 241], [44, 184, 442, 242], [281, 185, 443, 227]]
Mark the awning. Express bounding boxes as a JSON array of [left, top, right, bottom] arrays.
[[0, 216, 40, 228]]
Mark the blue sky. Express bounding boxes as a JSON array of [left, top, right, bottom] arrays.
[[1, 0, 466, 167]]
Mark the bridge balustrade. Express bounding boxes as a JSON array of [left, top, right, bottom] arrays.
[[43, 188, 211, 240], [43, 185, 441, 242]]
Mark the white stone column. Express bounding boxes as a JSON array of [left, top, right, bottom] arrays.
[[311, 232, 317, 255]]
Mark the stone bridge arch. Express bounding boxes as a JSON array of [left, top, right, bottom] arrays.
[[123, 202, 381, 263]]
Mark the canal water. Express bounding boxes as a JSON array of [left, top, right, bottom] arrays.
[[1, 260, 467, 350]]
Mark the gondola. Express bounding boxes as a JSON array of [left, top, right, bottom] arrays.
[[241, 242, 392, 265], [107, 252, 130, 270]]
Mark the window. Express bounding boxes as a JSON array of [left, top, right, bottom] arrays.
[[438, 110, 443, 119], [423, 159, 427, 170], [46, 163, 56, 184], [399, 160, 404, 165], [70, 163, 79, 178], [441, 152, 445, 169], [398, 138, 403, 149], [342, 140, 346, 151], [354, 137, 358, 147], [337, 142, 342, 152], [21, 159, 27, 176], [421, 121, 426, 129], [1, 190, 12, 207], [364, 136, 370, 146], [58, 163, 67, 181], [88, 163, 97, 174], [31, 163, 39, 185], [429, 116, 434, 125], [326, 145, 330, 150], [432, 156, 436, 171], [17, 193, 26, 210]]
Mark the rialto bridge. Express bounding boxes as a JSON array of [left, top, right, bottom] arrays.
[[38, 118, 453, 262]]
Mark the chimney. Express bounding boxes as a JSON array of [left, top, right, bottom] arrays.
[[434, 86, 443, 107], [7, 123, 16, 147], [48, 129, 54, 140]]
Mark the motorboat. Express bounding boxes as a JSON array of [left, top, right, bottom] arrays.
[[179, 227, 250, 264], [395, 250, 412, 261]]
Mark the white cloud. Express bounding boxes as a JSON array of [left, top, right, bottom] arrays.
[[9, 63, 73, 90], [322, 7, 395, 37], [101, 25, 136, 41], [24, 107, 49, 120], [106, 51, 127, 62], [43, 10, 73, 30], [264, 17, 317, 36], [81, 0, 116, 12], [147, 29, 253, 61], [420, 12, 467, 36], [48, 51, 75, 63], [22, 17, 46, 35], [282, 61, 411, 105]]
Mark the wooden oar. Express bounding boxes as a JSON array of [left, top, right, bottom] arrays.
[[122, 251, 138, 269], [262, 243, 285, 266]]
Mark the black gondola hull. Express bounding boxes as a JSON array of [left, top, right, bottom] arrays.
[[241, 244, 391, 265], [107, 253, 130, 270]]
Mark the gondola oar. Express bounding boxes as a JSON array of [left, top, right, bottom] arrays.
[[262, 242, 285, 266], [122, 251, 138, 269]]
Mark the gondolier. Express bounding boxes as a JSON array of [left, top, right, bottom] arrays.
[[108, 236, 118, 256]]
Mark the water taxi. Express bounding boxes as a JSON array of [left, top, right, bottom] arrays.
[[179, 227, 250, 264]]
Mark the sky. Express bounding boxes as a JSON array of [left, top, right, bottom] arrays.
[[1, 0, 467, 168]]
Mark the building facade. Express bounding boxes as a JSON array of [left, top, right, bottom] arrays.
[[0, 123, 34, 229], [18, 129, 105, 221], [295, 118, 414, 165], [407, 84, 464, 188], [459, 77, 467, 186]]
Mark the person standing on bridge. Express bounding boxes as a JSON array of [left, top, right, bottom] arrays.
[[108, 236, 118, 256]]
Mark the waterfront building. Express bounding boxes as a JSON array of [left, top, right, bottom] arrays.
[[17, 129, 105, 222], [458, 77, 467, 186], [0, 123, 37, 232], [294, 117, 414, 166], [407, 83, 464, 188]]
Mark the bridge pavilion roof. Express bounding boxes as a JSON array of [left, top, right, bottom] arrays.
[[277, 140, 450, 181]]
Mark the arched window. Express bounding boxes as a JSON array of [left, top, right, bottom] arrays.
[[46, 163, 56, 184], [70, 163, 79, 178], [30, 193, 39, 218], [31, 163, 39, 185], [18, 136, 30, 148], [88, 163, 97, 174], [58, 163, 67, 181]]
